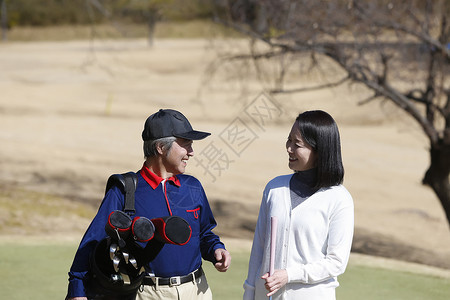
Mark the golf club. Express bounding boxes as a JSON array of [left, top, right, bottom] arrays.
[[109, 243, 118, 260], [112, 255, 121, 273], [122, 251, 129, 264]]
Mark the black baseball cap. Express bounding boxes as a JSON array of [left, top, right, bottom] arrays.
[[142, 109, 211, 141]]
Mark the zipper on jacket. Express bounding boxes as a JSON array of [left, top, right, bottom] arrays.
[[162, 179, 173, 216]]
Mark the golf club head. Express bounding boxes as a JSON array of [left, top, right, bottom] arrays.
[[105, 210, 132, 241], [128, 255, 138, 269], [131, 216, 155, 242], [109, 243, 118, 260], [121, 272, 131, 285], [112, 255, 121, 273], [122, 251, 129, 264], [151, 216, 192, 245], [110, 273, 123, 284]]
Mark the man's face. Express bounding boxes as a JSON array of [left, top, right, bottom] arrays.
[[162, 138, 194, 176]]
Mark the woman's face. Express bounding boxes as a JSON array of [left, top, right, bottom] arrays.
[[286, 122, 317, 172]]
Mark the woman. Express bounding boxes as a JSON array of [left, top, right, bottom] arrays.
[[243, 110, 354, 300]]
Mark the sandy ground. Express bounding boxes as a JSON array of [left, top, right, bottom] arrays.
[[0, 38, 449, 272]]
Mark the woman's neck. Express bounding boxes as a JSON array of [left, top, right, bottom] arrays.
[[290, 168, 318, 198]]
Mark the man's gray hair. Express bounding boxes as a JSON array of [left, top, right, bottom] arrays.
[[143, 136, 177, 158]]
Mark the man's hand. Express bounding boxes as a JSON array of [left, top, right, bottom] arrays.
[[261, 269, 288, 297], [214, 248, 231, 272]]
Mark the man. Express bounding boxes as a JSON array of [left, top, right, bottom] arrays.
[[67, 109, 231, 300]]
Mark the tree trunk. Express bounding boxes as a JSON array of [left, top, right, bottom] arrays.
[[147, 18, 155, 47], [1, 0, 7, 42], [147, 10, 159, 48], [422, 140, 450, 226]]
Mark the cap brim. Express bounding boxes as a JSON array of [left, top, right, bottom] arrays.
[[174, 130, 211, 140]]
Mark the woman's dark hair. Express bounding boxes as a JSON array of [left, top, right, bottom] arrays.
[[296, 110, 344, 188]]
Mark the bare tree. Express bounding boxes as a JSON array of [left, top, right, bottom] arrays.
[[85, 0, 167, 46], [213, 0, 450, 226], [115, 0, 166, 46]]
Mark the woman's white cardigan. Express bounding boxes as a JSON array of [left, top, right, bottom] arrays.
[[243, 174, 354, 300]]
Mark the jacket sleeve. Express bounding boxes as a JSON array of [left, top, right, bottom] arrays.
[[197, 184, 226, 263], [66, 187, 124, 298], [286, 191, 354, 284], [243, 187, 269, 300]]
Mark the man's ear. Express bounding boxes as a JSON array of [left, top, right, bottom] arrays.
[[156, 142, 164, 155]]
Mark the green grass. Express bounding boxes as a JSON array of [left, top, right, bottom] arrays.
[[0, 243, 449, 300], [0, 243, 78, 300], [336, 264, 450, 300], [203, 250, 250, 299]]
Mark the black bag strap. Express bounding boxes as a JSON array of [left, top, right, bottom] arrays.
[[105, 172, 138, 216]]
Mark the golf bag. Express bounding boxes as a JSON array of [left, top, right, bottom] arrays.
[[88, 172, 192, 298]]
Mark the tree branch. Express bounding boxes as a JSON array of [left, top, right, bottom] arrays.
[[375, 20, 450, 59], [270, 76, 350, 94], [358, 93, 380, 105], [357, 76, 440, 143]]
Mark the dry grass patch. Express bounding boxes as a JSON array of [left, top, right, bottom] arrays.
[[0, 184, 95, 235]]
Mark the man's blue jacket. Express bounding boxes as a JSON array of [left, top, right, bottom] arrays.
[[67, 165, 225, 298]]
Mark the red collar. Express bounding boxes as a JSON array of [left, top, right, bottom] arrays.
[[140, 164, 181, 190]]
